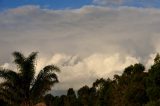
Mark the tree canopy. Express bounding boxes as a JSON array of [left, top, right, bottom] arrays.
[[1, 52, 160, 106]]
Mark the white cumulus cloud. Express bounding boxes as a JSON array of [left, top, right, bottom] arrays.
[[36, 53, 139, 90]]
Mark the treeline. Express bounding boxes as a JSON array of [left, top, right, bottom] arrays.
[[1, 52, 160, 106], [44, 54, 160, 106]]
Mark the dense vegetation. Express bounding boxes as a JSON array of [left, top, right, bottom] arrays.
[[1, 52, 160, 106], [43, 53, 160, 106]]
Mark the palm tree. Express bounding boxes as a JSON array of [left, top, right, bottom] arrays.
[[0, 52, 60, 106]]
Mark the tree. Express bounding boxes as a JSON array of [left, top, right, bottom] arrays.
[[44, 94, 54, 106], [78, 85, 90, 106], [93, 78, 113, 106], [0, 52, 60, 106], [0, 99, 8, 106], [67, 88, 76, 98], [111, 63, 148, 106], [146, 53, 160, 102], [67, 88, 77, 106]]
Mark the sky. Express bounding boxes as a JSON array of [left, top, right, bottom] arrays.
[[1, 0, 160, 11], [1, 0, 160, 95]]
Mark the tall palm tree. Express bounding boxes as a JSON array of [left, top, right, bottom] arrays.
[[0, 52, 60, 106]]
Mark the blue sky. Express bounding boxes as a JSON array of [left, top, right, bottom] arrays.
[[124, 0, 160, 8], [1, 0, 160, 11], [0, 0, 92, 11]]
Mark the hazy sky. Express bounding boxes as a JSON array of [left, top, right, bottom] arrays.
[[1, 0, 160, 93]]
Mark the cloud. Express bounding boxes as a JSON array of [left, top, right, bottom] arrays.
[[36, 53, 139, 90], [92, 0, 160, 7], [93, 0, 123, 5], [0, 63, 10, 69], [1, 5, 160, 91]]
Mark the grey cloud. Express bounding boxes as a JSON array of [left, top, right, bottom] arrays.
[[1, 5, 160, 90], [92, 0, 160, 8], [93, 0, 123, 5]]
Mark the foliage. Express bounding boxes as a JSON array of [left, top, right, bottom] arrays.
[[44, 54, 160, 106], [0, 52, 60, 106], [2, 52, 160, 106]]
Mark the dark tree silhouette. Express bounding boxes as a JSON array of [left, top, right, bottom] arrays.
[[1, 52, 160, 106], [0, 52, 60, 106], [44, 94, 55, 106]]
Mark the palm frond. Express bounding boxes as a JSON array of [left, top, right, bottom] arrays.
[[43, 65, 60, 73], [0, 81, 24, 96], [30, 65, 60, 101], [27, 52, 38, 63], [0, 87, 22, 105], [0, 52, 60, 105], [46, 73, 59, 82], [12, 52, 25, 71], [23, 52, 37, 80], [0, 69, 19, 82], [0, 93, 16, 105]]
